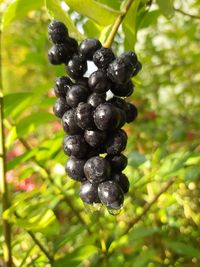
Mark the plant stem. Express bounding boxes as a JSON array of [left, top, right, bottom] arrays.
[[0, 29, 12, 266], [123, 177, 175, 235], [103, 0, 135, 48], [174, 7, 200, 20]]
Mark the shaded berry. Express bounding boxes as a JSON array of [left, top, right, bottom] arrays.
[[75, 102, 95, 130], [111, 173, 129, 194], [84, 130, 106, 148], [132, 61, 142, 76], [84, 156, 111, 183], [62, 109, 83, 135], [79, 38, 102, 60], [66, 84, 89, 107], [98, 181, 124, 210], [54, 76, 72, 97], [106, 154, 128, 172], [120, 51, 138, 66], [93, 103, 121, 131], [79, 181, 101, 204], [63, 135, 88, 158], [48, 44, 71, 65], [111, 80, 134, 97], [53, 97, 70, 118], [88, 70, 111, 94], [87, 93, 106, 108], [93, 47, 115, 69], [125, 102, 138, 123], [67, 55, 87, 79], [105, 129, 127, 155], [48, 20, 68, 44], [65, 156, 86, 182]]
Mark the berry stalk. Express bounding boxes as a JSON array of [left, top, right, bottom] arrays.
[[103, 0, 135, 48], [0, 28, 12, 267]]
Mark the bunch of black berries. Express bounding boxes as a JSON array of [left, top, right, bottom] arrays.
[[48, 20, 142, 212]]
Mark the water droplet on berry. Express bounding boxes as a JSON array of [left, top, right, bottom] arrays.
[[107, 207, 123, 216], [84, 203, 102, 212]]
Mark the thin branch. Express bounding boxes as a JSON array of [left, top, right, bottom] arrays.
[[123, 177, 175, 235], [174, 7, 200, 20], [103, 0, 135, 48], [0, 28, 12, 266]]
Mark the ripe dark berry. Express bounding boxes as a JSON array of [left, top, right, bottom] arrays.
[[48, 20, 68, 44], [93, 47, 115, 69], [93, 103, 121, 131], [63, 135, 88, 159], [84, 156, 111, 184], [48, 44, 71, 65], [84, 130, 106, 148], [67, 37, 78, 51], [76, 77, 89, 87], [66, 84, 89, 107], [120, 51, 138, 66], [98, 181, 124, 210], [105, 129, 127, 155], [88, 70, 111, 94], [67, 55, 87, 79], [111, 173, 129, 194], [79, 181, 100, 204], [125, 102, 138, 123], [117, 108, 127, 128], [132, 61, 142, 76], [87, 93, 106, 108], [107, 56, 133, 84], [65, 156, 86, 182], [62, 109, 83, 135], [75, 102, 95, 130], [79, 38, 102, 60], [53, 97, 70, 118], [108, 97, 127, 111], [106, 154, 128, 172], [111, 80, 134, 97], [54, 76, 72, 97]]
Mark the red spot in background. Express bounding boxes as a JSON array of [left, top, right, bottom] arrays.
[[144, 111, 157, 120], [186, 131, 196, 141]]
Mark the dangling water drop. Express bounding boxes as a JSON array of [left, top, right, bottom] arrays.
[[108, 207, 123, 216]]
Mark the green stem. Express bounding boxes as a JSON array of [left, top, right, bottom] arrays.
[[103, 0, 135, 48], [0, 29, 12, 266]]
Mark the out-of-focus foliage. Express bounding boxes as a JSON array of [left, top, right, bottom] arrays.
[[0, 0, 200, 266]]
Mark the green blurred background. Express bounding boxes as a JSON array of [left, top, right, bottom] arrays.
[[0, 0, 200, 266]]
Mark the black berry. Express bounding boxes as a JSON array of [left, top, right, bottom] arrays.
[[125, 102, 138, 123], [75, 102, 95, 130], [88, 70, 111, 94], [84, 130, 106, 148], [132, 61, 142, 76], [111, 80, 134, 97], [65, 156, 86, 182], [120, 51, 138, 67], [105, 129, 127, 155], [48, 44, 71, 65], [79, 38, 102, 60], [79, 181, 101, 204], [93, 47, 115, 69], [111, 173, 129, 194], [66, 84, 89, 107], [67, 55, 87, 79], [106, 154, 128, 172], [48, 20, 68, 44], [62, 109, 83, 135], [54, 76, 72, 97], [63, 135, 88, 159], [53, 97, 70, 118], [87, 93, 106, 108]]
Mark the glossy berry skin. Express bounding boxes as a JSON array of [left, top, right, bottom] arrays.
[[93, 103, 121, 131], [54, 76, 72, 97], [98, 181, 124, 210], [117, 108, 127, 128], [79, 38, 102, 60], [106, 154, 127, 172], [111, 173, 129, 194], [105, 129, 127, 155], [120, 51, 138, 66], [93, 47, 115, 69], [108, 97, 127, 111], [84, 130, 106, 148], [48, 44, 71, 65], [75, 103, 95, 130], [65, 156, 86, 182], [48, 20, 68, 44], [107, 56, 133, 84], [66, 84, 89, 108], [79, 181, 101, 204], [84, 156, 111, 184], [67, 55, 87, 79], [53, 97, 70, 118], [111, 80, 134, 97], [67, 37, 78, 51], [88, 70, 111, 94], [125, 102, 138, 123], [132, 61, 142, 76], [62, 109, 83, 135], [76, 77, 89, 87], [87, 93, 106, 108], [63, 135, 88, 159]]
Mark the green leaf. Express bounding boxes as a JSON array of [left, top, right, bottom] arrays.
[[165, 241, 200, 260], [53, 245, 98, 267], [2, 0, 43, 28], [64, 0, 119, 26], [139, 10, 160, 29], [45, 0, 83, 39], [128, 151, 146, 167], [156, 0, 174, 18], [129, 226, 160, 242], [16, 112, 55, 137]]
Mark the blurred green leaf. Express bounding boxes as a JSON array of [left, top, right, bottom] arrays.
[[7, 149, 36, 171], [139, 10, 160, 29], [52, 245, 99, 267], [64, 0, 119, 26], [2, 0, 43, 27], [129, 226, 160, 241], [165, 241, 200, 260], [45, 0, 83, 39], [156, 0, 174, 18], [128, 151, 146, 167]]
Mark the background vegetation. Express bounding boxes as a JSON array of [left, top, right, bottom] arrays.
[[0, 0, 200, 266]]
